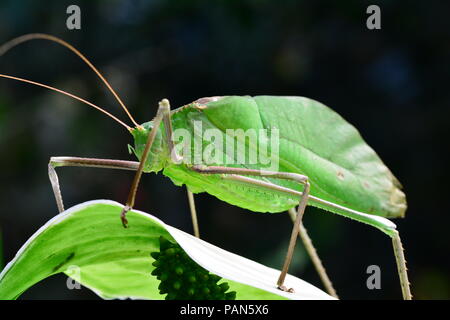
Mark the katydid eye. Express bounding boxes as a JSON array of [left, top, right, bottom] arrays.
[[151, 236, 236, 300]]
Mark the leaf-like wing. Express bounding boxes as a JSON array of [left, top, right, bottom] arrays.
[[198, 96, 406, 218]]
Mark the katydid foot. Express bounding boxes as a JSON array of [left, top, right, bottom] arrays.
[[120, 205, 131, 228], [277, 285, 295, 293]]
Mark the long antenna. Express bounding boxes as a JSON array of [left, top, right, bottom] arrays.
[[0, 33, 142, 128], [0, 73, 131, 131]]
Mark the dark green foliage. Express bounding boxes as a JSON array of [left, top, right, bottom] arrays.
[[151, 236, 236, 300]]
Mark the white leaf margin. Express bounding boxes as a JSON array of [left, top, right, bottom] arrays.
[[0, 200, 336, 300]]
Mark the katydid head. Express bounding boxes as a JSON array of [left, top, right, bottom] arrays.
[[129, 121, 169, 173]]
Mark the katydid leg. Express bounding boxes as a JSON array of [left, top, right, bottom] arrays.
[[187, 189, 200, 238], [48, 157, 139, 213], [48, 156, 203, 239], [277, 181, 310, 292], [191, 165, 308, 185], [392, 230, 412, 300], [190, 165, 311, 293], [288, 207, 338, 298]]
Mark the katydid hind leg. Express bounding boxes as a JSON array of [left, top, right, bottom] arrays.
[[224, 175, 410, 300], [190, 165, 311, 293], [218, 173, 337, 295], [194, 165, 411, 299], [48, 156, 139, 214], [392, 230, 412, 300]]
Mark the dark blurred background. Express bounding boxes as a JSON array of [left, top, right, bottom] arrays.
[[0, 0, 448, 300]]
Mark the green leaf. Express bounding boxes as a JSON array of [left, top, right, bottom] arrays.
[[0, 200, 334, 300]]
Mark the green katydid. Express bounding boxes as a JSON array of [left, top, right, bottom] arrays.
[[0, 34, 410, 300]]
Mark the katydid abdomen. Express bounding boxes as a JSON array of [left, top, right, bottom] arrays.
[[131, 95, 406, 222]]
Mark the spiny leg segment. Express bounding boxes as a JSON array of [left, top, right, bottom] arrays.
[[187, 189, 200, 238], [392, 230, 412, 300], [48, 156, 202, 238], [49, 157, 140, 213]]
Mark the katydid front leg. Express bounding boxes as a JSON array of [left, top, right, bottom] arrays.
[[49, 157, 140, 213], [120, 99, 183, 227]]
